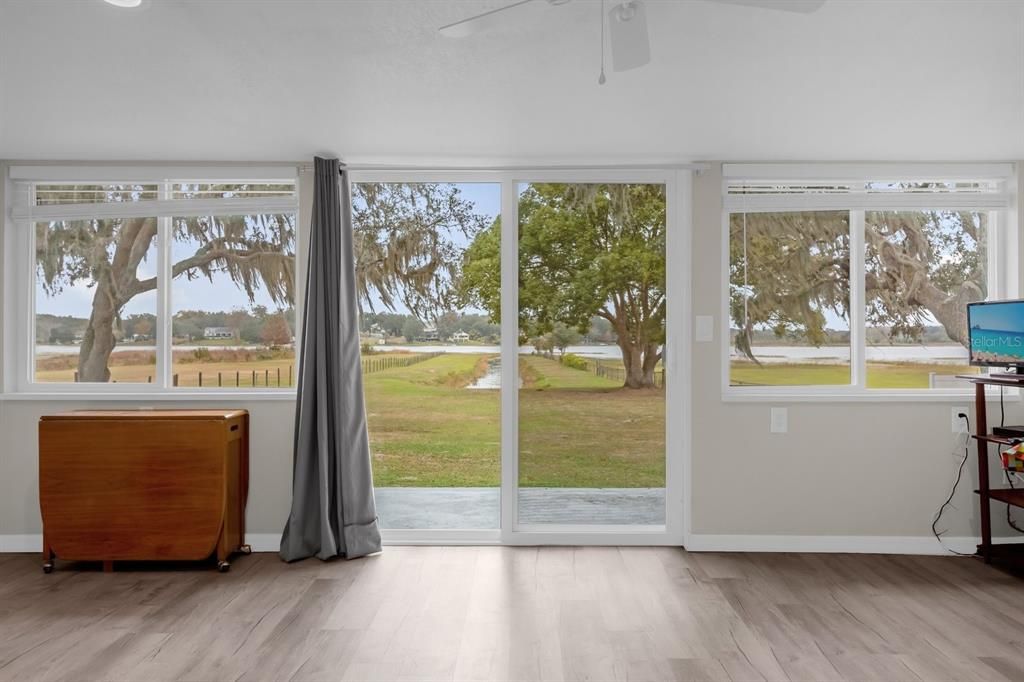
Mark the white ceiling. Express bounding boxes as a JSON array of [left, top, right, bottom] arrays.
[[1, 0, 1023, 163]]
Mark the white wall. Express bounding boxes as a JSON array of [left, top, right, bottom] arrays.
[[2, 160, 1022, 553]]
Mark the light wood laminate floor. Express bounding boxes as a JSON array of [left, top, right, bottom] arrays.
[[1, 547, 1024, 681]]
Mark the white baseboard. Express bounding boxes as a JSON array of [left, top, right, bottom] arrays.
[[0, 534, 42, 553], [0, 533, 283, 554], [684, 533, 1024, 555], [245, 533, 281, 553], [4, 532, 1023, 556]]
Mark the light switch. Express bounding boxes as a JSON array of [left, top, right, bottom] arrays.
[[695, 315, 714, 342], [770, 407, 788, 434]]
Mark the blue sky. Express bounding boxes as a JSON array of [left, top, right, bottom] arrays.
[[36, 183, 502, 320]]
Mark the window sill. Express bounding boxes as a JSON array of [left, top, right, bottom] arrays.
[[0, 391, 297, 402], [722, 389, 1019, 403]]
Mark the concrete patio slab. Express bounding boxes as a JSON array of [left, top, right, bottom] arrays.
[[375, 487, 666, 529]]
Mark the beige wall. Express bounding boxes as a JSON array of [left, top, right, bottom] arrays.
[[0, 400, 295, 538], [690, 163, 1022, 542], [1, 161, 1020, 547]]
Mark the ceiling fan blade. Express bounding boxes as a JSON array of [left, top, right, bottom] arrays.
[[708, 0, 826, 13], [610, 1, 650, 72], [439, 0, 536, 38]]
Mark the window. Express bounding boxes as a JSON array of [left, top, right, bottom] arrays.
[[863, 210, 986, 389], [729, 211, 851, 387], [170, 211, 296, 388], [724, 165, 1012, 394], [35, 215, 159, 383], [14, 171, 299, 391]]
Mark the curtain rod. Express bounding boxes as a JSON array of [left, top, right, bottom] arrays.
[[296, 162, 708, 173]]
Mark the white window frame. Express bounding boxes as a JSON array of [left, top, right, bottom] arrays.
[[720, 163, 1019, 402], [3, 164, 303, 398]]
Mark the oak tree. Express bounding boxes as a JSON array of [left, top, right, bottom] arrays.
[[462, 183, 667, 389]]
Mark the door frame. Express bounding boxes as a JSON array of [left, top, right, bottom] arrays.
[[351, 169, 692, 546]]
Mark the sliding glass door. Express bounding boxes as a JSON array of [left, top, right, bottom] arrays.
[[349, 170, 683, 543]]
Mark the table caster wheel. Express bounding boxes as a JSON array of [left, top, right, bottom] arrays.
[[217, 561, 231, 573], [42, 562, 54, 574], [239, 544, 252, 555]]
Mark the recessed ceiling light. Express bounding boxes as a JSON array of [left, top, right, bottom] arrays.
[[104, 0, 142, 7]]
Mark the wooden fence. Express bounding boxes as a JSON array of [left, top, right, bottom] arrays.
[[360, 351, 442, 375], [76, 352, 443, 387], [560, 355, 665, 388]]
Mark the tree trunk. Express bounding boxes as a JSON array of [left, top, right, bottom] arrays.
[[618, 338, 660, 389], [914, 284, 973, 348], [870, 235, 981, 349], [77, 274, 120, 382]]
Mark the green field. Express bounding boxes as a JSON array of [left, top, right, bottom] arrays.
[[731, 361, 979, 388], [364, 352, 665, 488]]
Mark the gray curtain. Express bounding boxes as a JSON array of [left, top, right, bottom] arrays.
[[280, 156, 382, 562]]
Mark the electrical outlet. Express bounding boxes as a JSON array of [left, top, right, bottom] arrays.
[[952, 407, 968, 433], [770, 407, 788, 434]]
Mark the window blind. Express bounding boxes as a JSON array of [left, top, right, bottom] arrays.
[[723, 163, 1014, 212]]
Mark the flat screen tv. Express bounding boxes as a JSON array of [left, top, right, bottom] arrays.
[[968, 299, 1024, 367]]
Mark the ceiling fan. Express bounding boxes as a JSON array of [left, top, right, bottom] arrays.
[[439, 0, 827, 84]]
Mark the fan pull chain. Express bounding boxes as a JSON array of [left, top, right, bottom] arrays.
[[599, 0, 607, 85]]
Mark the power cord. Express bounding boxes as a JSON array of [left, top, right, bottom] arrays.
[[932, 412, 974, 555], [1003, 471, 1024, 534]]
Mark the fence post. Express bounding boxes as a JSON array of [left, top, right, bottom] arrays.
[[218, 372, 222, 387], [236, 371, 240, 387], [289, 365, 292, 386], [277, 367, 281, 387], [265, 369, 269, 386], [73, 371, 79, 382], [198, 371, 202, 387], [251, 370, 256, 387], [173, 374, 179, 387]]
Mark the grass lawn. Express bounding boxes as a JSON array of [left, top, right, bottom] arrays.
[[365, 353, 500, 487], [366, 352, 666, 488], [731, 361, 980, 388], [518, 355, 665, 488]]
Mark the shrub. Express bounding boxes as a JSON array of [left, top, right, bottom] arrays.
[[561, 353, 589, 371]]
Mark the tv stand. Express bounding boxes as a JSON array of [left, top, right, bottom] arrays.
[[958, 375, 1024, 568]]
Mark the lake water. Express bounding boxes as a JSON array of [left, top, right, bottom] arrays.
[[35, 342, 626, 359], [739, 344, 969, 364], [36, 342, 973, 365], [466, 358, 523, 389]]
